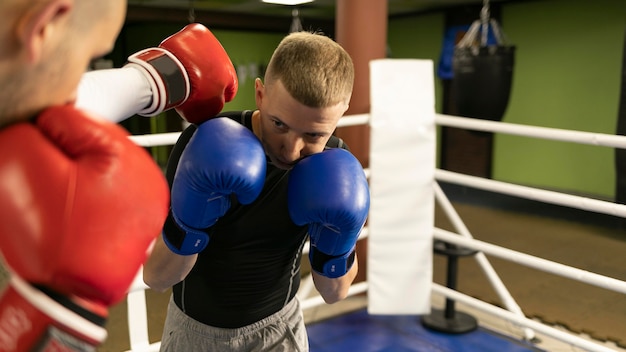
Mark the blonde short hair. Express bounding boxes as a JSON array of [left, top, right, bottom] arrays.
[[264, 32, 354, 108]]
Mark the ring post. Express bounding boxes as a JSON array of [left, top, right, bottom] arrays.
[[367, 59, 435, 315]]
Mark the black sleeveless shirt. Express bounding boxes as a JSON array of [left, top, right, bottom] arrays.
[[166, 110, 348, 328]]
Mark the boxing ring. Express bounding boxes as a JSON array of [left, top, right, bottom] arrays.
[[124, 59, 625, 352]]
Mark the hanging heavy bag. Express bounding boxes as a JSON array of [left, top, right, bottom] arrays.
[[453, 45, 515, 121], [451, 2, 515, 122]]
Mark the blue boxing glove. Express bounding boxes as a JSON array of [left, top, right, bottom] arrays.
[[288, 149, 370, 278], [163, 118, 266, 255]]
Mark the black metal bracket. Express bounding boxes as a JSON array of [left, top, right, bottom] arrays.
[[421, 239, 479, 334]]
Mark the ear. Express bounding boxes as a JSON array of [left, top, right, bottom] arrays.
[[17, 0, 73, 64], [254, 78, 265, 109]]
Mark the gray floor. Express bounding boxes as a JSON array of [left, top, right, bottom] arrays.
[[432, 184, 626, 349]]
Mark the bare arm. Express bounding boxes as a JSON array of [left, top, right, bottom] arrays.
[[143, 235, 197, 292], [311, 254, 359, 304]]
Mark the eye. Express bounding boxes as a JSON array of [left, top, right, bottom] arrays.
[[272, 119, 286, 130], [305, 133, 325, 142]]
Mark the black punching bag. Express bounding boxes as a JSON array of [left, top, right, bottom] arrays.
[[451, 1, 515, 122], [453, 45, 515, 121]]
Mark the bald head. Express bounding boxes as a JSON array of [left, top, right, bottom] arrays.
[[0, 0, 126, 126]]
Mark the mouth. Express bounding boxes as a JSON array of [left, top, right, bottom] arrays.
[[269, 155, 296, 170]]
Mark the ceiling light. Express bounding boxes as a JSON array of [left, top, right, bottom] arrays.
[[262, 0, 314, 5]]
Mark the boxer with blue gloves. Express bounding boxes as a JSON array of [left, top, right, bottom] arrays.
[[142, 31, 363, 352]]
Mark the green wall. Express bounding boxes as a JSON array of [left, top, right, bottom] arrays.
[[388, 0, 625, 199], [213, 30, 284, 111], [387, 12, 445, 113], [495, 0, 625, 198]]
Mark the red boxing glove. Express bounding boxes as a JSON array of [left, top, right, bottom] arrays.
[[0, 106, 169, 350], [127, 23, 238, 124]]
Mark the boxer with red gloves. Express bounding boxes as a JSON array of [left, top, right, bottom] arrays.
[[142, 32, 363, 352], [0, 106, 169, 351], [75, 23, 238, 124]]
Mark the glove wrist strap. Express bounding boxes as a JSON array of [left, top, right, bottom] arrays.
[[162, 210, 209, 255], [309, 246, 356, 279], [127, 48, 190, 116]]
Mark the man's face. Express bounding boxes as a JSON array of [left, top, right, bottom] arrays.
[[255, 79, 349, 170]]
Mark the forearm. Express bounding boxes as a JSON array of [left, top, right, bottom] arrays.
[[75, 68, 152, 123], [143, 235, 197, 292], [311, 254, 359, 304]]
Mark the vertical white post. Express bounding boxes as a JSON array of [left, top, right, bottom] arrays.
[[367, 59, 436, 314]]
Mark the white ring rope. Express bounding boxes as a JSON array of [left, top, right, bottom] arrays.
[[336, 113, 370, 127], [128, 132, 181, 148], [436, 169, 626, 218], [436, 113, 626, 148], [434, 228, 626, 294]]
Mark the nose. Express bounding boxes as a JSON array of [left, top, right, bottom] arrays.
[[281, 134, 306, 164]]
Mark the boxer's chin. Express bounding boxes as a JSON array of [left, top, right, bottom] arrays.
[[268, 155, 294, 170]]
